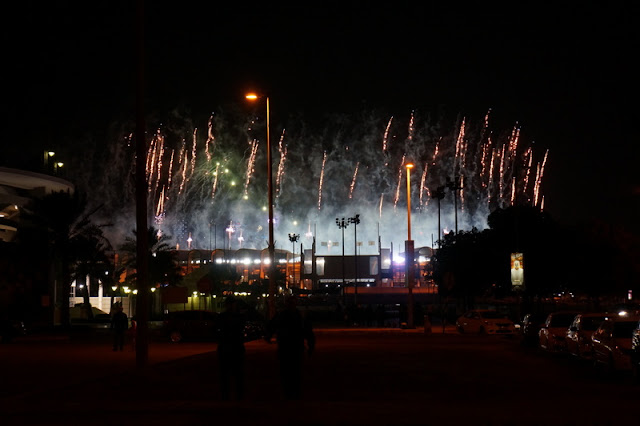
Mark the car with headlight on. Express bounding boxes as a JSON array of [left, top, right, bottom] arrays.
[[565, 312, 609, 360], [591, 315, 639, 374], [538, 311, 579, 353], [631, 318, 640, 381], [456, 310, 516, 335]]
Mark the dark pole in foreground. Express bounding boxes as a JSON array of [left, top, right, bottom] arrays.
[[433, 186, 446, 249], [288, 233, 299, 289], [336, 217, 349, 306], [266, 97, 275, 319], [135, 0, 149, 368], [405, 164, 414, 328], [349, 214, 360, 306], [245, 93, 275, 319]]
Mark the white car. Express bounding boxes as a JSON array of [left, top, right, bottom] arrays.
[[591, 315, 639, 373], [456, 310, 515, 335], [538, 311, 579, 353], [565, 312, 609, 360]]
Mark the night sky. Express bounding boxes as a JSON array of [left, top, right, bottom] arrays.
[[2, 2, 638, 236]]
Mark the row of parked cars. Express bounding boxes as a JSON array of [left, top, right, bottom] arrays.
[[521, 306, 640, 379], [455, 306, 640, 380]]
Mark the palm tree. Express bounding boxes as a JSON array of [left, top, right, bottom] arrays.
[[118, 226, 182, 290], [29, 190, 112, 328]]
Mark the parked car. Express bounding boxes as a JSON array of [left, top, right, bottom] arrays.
[[565, 312, 609, 360], [591, 315, 639, 373], [520, 313, 547, 346], [456, 310, 516, 335], [164, 310, 220, 343], [538, 311, 579, 353], [631, 318, 640, 381]]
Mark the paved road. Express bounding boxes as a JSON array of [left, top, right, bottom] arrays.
[[1, 328, 638, 425]]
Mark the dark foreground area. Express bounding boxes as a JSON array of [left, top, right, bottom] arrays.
[[1, 328, 638, 425]]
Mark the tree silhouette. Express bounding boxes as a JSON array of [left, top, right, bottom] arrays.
[[118, 226, 182, 289], [30, 190, 112, 327]]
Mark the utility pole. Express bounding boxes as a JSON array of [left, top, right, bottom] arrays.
[[432, 186, 446, 249], [348, 214, 360, 306], [447, 177, 463, 234], [288, 233, 300, 289], [335, 217, 349, 306], [134, 0, 149, 369]]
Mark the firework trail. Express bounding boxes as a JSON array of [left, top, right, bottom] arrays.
[[178, 147, 189, 195], [498, 143, 506, 202], [211, 162, 220, 199], [522, 147, 533, 202], [407, 111, 415, 142], [383, 116, 393, 152], [394, 154, 406, 209], [433, 138, 440, 164], [189, 129, 198, 180], [454, 118, 466, 178], [146, 129, 158, 193], [167, 149, 175, 190], [317, 151, 327, 210], [487, 147, 496, 204], [155, 185, 166, 225], [244, 139, 259, 198], [481, 108, 491, 141], [349, 162, 359, 199], [480, 135, 491, 185], [276, 130, 287, 197], [459, 174, 466, 212], [205, 114, 215, 163], [534, 149, 549, 206], [89, 107, 549, 254], [419, 163, 429, 207]]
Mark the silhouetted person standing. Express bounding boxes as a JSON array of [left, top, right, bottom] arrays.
[[265, 296, 315, 400], [111, 304, 128, 351], [217, 296, 246, 400]]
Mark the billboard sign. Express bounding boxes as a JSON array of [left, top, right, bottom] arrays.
[[510, 252, 524, 289]]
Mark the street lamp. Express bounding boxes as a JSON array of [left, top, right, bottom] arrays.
[[432, 186, 446, 249], [447, 176, 463, 235], [335, 217, 349, 305], [405, 163, 415, 328], [288, 233, 300, 289], [43, 151, 55, 173], [246, 92, 276, 319], [348, 214, 360, 305]]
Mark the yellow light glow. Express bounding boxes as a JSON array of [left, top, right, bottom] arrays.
[[406, 163, 415, 169], [245, 93, 258, 100]]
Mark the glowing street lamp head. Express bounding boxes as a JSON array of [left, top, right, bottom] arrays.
[[245, 93, 259, 101], [406, 162, 415, 170]]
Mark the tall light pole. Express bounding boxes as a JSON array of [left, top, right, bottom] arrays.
[[447, 176, 463, 235], [288, 233, 299, 289], [134, 0, 149, 368], [43, 151, 55, 173], [348, 214, 360, 306], [432, 186, 446, 249], [405, 163, 415, 328], [335, 217, 349, 306], [246, 92, 276, 319]]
